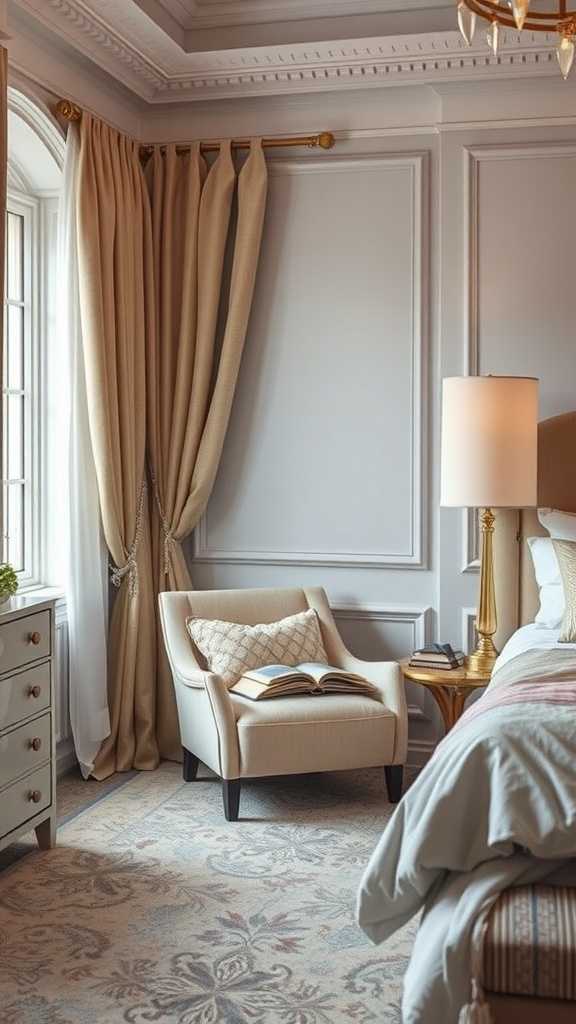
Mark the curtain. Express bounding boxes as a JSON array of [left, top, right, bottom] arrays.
[[75, 115, 158, 779], [60, 126, 110, 777], [146, 140, 268, 759], [72, 118, 267, 775]]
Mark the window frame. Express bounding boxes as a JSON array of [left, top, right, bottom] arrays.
[[3, 188, 42, 588]]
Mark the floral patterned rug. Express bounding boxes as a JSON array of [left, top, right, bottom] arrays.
[[0, 762, 417, 1023]]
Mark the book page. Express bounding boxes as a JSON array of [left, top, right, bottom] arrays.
[[297, 663, 366, 684], [242, 664, 311, 685]]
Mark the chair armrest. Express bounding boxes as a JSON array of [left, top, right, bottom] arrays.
[[158, 593, 240, 777], [158, 591, 207, 690], [337, 652, 408, 765], [177, 666, 220, 690]]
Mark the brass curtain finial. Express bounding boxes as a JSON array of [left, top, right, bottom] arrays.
[[317, 132, 335, 150], [55, 99, 82, 122]]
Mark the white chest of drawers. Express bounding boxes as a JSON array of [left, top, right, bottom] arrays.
[[0, 595, 56, 852]]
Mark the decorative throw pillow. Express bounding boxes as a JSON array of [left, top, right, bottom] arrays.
[[538, 508, 576, 542], [186, 608, 328, 687], [552, 539, 576, 643], [527, 536, 565, 628]]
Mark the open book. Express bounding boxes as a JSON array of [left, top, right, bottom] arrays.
[[229, 662, 379, 701]]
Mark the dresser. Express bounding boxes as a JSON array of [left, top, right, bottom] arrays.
[[0, 595, 56, 852]]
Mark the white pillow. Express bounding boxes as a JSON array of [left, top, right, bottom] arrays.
[[527, 535, 565, 628], [186, 608, 328, 687], [538, 508, 576, 542]]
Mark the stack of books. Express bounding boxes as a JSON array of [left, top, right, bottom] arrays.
[[409, 643, 465, 671]]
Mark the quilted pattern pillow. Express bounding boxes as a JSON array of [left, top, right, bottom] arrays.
[[186, 608, 328, 687]]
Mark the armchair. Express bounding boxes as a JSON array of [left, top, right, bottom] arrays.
[[159, 586, 407, 820]]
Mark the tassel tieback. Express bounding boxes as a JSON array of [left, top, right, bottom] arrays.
[[110, 477, 147, 598], [149, 467, 178, 578]]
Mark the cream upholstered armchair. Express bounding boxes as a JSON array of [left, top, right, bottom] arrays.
[[159, 587, 407, 821]]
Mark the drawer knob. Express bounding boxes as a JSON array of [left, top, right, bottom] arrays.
[[29, 737, 42, 752], [29, 632, 41, 646], [28, 790, 42, 804], [28, 685, 42, 699]]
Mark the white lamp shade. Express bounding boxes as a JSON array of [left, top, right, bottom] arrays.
[[441, 376, 538, 508]]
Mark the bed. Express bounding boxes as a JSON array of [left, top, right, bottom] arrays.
[[357, 412, 576, 1024]]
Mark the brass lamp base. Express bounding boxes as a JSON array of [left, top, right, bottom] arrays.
[[467, 636, 498, 676], [469, 507, 499, 678]]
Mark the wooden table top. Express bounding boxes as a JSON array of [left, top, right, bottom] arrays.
[[400, 657, 491, 689]]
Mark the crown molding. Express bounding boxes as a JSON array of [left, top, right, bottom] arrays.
[[11, 0, 565, 104]]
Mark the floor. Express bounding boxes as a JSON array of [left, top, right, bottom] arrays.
[[0, 762, 418, 1023]]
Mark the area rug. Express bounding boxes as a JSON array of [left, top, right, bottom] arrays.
[[0, 763, 417, 1023]]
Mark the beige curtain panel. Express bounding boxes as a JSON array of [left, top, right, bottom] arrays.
[[146, 139, 268, 760], [74, 118, 268, 775], [75, 115, 158, 778]]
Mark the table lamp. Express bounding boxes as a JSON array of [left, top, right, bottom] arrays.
[[441, 375, 538, 675]]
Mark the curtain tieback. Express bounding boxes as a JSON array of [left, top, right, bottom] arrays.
[[150, 469, 177, 578], [110, 478, 147, 598]]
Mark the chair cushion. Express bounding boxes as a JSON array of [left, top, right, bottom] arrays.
[[484, 885, 576, 1001], [186, 608, 327, 687], [232, 692, 396, 777]]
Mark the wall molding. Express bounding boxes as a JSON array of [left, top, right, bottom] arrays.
[[194, 152, 428, 570], [407, 737, 435, 768], [332, 602, 434, 721], [14, 2, 565, 103], [461, 141, 576, 578], [464, 141, 576, 378], [461, 606, 477, 655], [462, 508, 480, 574]]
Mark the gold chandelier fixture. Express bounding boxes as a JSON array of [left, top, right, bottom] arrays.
[[457, 0, 576, 78]]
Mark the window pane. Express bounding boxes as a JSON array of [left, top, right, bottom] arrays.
[[7, 304, 24, 389], [6, 213, 23, 302], [5, 483, 24, 571], [7, 393, 24, 479]]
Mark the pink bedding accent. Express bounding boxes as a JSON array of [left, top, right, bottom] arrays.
[[454, 680, 576, 734]]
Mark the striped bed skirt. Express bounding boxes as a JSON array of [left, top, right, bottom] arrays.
[[483, 884, 576, 1021]]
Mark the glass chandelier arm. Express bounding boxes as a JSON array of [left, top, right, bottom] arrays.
[[511, 0, 530, 31], [458, 1, 476, 46]]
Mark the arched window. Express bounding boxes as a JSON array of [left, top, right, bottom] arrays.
[[5, 89, 63, 587]]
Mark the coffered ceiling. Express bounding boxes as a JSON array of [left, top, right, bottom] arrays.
[[9, 0, 560, 105], [130, 0, 454, 49]]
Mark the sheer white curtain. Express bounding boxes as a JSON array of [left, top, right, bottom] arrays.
[[59, 126, 110, 777]]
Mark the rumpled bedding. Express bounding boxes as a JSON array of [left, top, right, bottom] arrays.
[[357, 648, 576, 1023]]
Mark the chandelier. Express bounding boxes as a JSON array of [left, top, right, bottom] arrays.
[[457, 0, 576, 78]]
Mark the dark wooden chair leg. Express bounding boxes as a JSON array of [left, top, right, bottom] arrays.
[[223, 779, 241, 821], [182, 747, 199, 782], [385, 765, 404, 804]]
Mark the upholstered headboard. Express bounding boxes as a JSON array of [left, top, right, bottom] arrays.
[[494, 411, 576, 645]]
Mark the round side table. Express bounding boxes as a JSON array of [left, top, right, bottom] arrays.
[[400, 658, 491, 733]]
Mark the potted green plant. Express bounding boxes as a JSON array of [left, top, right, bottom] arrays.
[[0, 563, 18, 605]]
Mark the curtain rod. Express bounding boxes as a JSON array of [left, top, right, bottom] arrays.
[[55, 99, 336, 156]]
